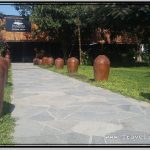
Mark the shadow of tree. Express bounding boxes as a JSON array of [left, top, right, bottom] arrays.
[[2, 101, 15, 116], [67, 74, 96, 83], [140, 92, 150, 100]]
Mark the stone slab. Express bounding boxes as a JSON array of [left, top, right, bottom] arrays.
[[11, 63, 150, 145]]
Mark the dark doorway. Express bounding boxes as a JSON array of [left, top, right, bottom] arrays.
[[8, 42, 36, 62], [8, 41, 63, 62]]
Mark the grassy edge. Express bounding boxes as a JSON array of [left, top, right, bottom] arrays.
[[39, 65, 150, 103], [0, 66, 15, 145]]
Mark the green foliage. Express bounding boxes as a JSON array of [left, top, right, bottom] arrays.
[[14, 4, 96, 41], [0, 42, 9, 57], [26, 4, 96, 62], [14, 4, 33, 16], [29, 5, 95, 39], [81, 50, 91, 65], [14, 3, 150, 64], [0, 12, 5, 31], [14, 3, 150, 41], [0, 12, 4, 18], [95, 4, 150, 45], [0, 68, 15, 144], [95, 4, 150, 30]]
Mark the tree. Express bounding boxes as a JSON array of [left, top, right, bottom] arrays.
[[14, 3, 150, 65], [0, 12, 5, 32], [94, 3, 150, 65], [14, 4, 96, 63], [14, 4, 33, 17]]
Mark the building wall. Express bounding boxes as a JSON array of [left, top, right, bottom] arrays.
[[0, 17, 49, 42]]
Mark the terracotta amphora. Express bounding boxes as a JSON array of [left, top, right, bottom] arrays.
[[67, 57, 79, 73], [55, 58, 64, 69], [94, 55, 110, 81]]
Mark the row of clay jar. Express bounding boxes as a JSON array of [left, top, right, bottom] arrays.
[[33, 55, 110, 81], [33, 57, 79, 73], [0, 54, 11, 115]]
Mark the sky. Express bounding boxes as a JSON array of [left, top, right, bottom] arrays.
[[0, 4, 20, 16]]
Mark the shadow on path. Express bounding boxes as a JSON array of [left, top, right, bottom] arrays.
[[68, 74, 96, 83]]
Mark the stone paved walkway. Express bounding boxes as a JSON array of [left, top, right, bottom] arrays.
[[11, 63, 150, 145]]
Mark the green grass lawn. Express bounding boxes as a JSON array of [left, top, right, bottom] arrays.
[[41, 65, 150, 102], [0, 67, 15, 144]]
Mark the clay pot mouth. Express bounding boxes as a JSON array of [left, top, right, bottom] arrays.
[[67, 57, 79, 62], [94, 55, 110, 65]]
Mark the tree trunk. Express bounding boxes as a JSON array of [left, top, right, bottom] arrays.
[[77, 24, 82, 64]]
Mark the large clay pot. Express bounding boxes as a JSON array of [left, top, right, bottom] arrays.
[[3, 59, 9, 83], [93, 55, 110, 81], [5, 54, 11, 67], [0, 63, 5, 115], [67, 57, 79, 73], [5, 57, 10, 67], [37, 59, 42, 65], [0, 57, 8, 85], [55, 58, 64, 69], [46, 57, 54, 66], [42, 57, 48, 65]]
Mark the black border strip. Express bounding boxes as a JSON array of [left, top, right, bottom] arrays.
[[0, 144, 150, 147], [0, 1, 150, 4]]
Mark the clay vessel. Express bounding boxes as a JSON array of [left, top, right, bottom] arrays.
[[5, 54, 11, 67], [0, 57, 8, 85], [37, 59, 42, 65], [0, 62, 5, 115], [67, 57, 79, 73], [5, 58, 10, 67], [42, 57, 48, 65], [3, 59, 9, 83], [55, 58, 64, 69], [93, 55, 110, 81], [46, 57, 54, 66]]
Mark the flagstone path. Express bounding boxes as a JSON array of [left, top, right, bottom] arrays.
[[11, 63, 150, 145]]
